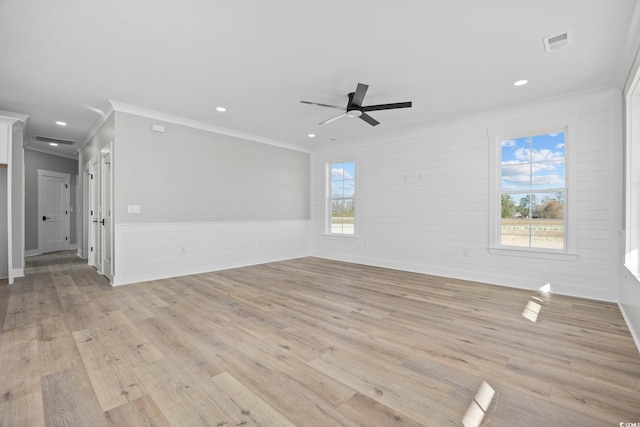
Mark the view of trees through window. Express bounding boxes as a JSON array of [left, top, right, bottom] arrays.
[[330, 161, 355, 235], [500, 131, 565, 249]]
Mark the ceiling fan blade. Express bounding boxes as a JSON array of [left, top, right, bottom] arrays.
[[359, 112, 379, 126], [320, 112, 347, 125], [300, 100, 345, 110], [361, 101, 412, 112], [350, 83, 369, 107]]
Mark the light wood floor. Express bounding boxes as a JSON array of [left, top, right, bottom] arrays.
[[1, 252, 639, 426]]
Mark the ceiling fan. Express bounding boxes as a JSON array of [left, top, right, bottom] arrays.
[[300, 83, 412, 127]]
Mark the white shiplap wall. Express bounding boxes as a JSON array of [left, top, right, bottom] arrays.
[[311, 88, 622, 301], [113, 220, 309, 286]]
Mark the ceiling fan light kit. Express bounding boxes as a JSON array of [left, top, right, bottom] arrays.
[[301, 83, 412, 127]]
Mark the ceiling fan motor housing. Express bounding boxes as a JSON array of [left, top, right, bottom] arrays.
[[300, 83, 412, 127]]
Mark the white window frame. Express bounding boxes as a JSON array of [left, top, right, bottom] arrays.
[[625, 68, 640, 276], [326, 159, 356, 236], [488, 114, 578, 260]]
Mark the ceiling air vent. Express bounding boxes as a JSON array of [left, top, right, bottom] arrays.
[[35, 135, 75, 145], [543, 31, 573, 52]]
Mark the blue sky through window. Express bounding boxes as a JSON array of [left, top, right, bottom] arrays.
[[501, 132, 565, 194], [331, 161, 355, 198]]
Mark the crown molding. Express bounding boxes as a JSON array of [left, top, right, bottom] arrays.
[[25, 145, 78, 160], [109, 101, 311, 154], [0, 110, 30, 122], [76, 101, 115, 153]]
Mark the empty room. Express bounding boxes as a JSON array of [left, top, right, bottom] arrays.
[[1, 1, 640, 426]]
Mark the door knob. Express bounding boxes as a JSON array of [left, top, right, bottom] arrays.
[[42, 216, 51, 221], [100, 219, 105, 225]]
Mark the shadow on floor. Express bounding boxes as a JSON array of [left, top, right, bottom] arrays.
[[25, 250, 89, 275]]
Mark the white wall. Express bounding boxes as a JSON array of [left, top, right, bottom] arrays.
[[109, 108, 311, 285], [311, 88, 623, 302], [114, 111, 310, 223], [113, 220, 309, 285]]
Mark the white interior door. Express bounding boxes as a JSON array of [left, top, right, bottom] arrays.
[[38, 170, 70, 254], [82, 164, 90, 260], [89, 158, 101, 272], [101, 150, 112, 280]]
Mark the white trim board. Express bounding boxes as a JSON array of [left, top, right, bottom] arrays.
[[25, 243, 78, 258], [109, 101, 311, 154], [620, 303, 640, 355], [311, 250, 618, 302], [24, 145, 78, 160], [25, 249, 41, 257], [76, 101, 114, 153]]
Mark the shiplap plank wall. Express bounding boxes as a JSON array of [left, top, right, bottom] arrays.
[[311, 88, 622, 301], [113, 220, 309, 285]]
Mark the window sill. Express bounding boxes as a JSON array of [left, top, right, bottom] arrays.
[[324, 233, 358, 239], [624, 263, 640, 280], [488, 247, 577, 261]]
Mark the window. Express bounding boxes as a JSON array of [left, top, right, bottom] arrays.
[[489, 116, 577, 259], [499, 131, 566, 250], [625, 70, 640, 275], [328, 160, 355, 235]]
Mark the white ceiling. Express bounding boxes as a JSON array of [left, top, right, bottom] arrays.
[[1, 0, 640, 158]]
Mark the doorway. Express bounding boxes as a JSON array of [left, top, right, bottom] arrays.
[[37, 170, 70, 254], [88, 156, 101, 272], [100, 148, 113, 280]]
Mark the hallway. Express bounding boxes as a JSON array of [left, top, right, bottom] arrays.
[[25, 251, 91, 274]]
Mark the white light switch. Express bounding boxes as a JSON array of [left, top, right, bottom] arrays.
[[128, 205, 141, 214]]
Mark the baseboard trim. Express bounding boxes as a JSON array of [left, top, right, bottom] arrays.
[[26, 245, 78, 258], [311, 252, 616, 302], [11, 268, 24, 278], [619, 303, 640, 355]]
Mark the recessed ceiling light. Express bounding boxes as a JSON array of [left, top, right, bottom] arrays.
[[513, 79, 528, 86], [55, 121, 67, 126], [49, 143, 59, 147], [308, 133, 316, 138], [216, 107, 226, 112]]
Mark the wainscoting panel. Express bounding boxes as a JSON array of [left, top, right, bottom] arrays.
[[113, 220, 310, 285]]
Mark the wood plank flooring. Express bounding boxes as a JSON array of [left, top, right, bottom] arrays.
[[1, 251, 639, 426]]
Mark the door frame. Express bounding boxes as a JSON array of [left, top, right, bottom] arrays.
[[87, 156, 100, 272], [100, 143, 113, 281], [82, 161, 90, 260], [37, 169, 70, 254]]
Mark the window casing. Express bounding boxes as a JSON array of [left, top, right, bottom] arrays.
[[328, 160, 355, 235], [625, 75, 640, 275], [489, 116, 577, 259]]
